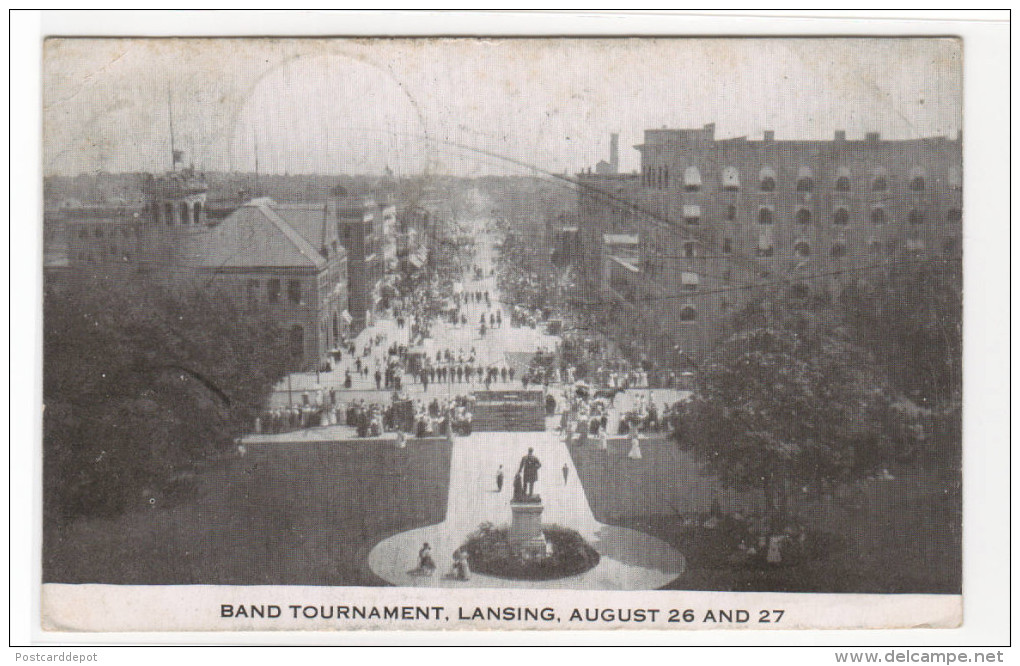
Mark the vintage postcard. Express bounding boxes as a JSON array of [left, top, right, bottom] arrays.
[[41, 35, 963, 633]]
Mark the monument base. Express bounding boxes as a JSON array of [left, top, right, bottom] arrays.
[[510, 499, 548, 558]]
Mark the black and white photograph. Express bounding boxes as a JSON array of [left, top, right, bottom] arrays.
[[29, 23, 999, 637]]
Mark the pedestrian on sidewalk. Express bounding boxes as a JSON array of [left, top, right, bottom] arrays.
[[562, 463, 570, 485], [496, 464, 504, 492]]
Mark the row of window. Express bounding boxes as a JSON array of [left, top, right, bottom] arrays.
[[246, 278, 306, 305], [660, 235, 958, 262], [75, 250, 132, 263], [683, 205, 962, 226], [644, 165, 961, 192], [149, 201, 204, 226]]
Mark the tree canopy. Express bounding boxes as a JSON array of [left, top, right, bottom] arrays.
[[683, 295, 908, 533], [44, 273, 291, 522]]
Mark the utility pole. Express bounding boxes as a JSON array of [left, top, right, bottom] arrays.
[[168, 87, 177, 172]]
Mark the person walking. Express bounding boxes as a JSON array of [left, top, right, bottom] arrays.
[[496, 464, 504, 492], [562, 462, 570, 485]]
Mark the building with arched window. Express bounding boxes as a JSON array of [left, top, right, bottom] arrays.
[[575, 124, 962, 360]]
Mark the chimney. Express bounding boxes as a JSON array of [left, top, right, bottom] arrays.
[[866, 131, 880, 142], [834, 130, 847, 142], [609, 133, 619, 174], [763, 130, 775, 142], [703, 123, 716, 140]]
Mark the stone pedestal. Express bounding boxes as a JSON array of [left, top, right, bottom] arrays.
[[510, 499, 548, 558]]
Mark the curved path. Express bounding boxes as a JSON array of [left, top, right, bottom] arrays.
[[368, 431, 685, 589]]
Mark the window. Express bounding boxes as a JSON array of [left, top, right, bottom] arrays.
[[194, 202, 203, 224], [268, 279, 281, 303], [679, 305, 697, 322], [180, 202, 190, 225], [758, 207, 774, 225], [682, 241, 696, 258], [288, 279, 303, 304], [835, 167, 851, 191], [833, 208, 849, 226], [246, 279, 259, 305], [721, 166, 741, 191], [683, 205, 700, 225], [289, 325, 304, 360], [722, 238, 733, 255], [909, 210, 925, 225], [947, 208, 962, 223], [725, 205, 737, 221], [796, 167, 814, 192], [830, 242, 847, 258], [904, 239, 925, 256], [796, 208, 812, 225], [683, 166, 702, 191], [681, 272, 699, 292], [948, 166, 962, 190], [872, 175, 888, 192], [759, 167, 777, 192], [164, 203, 174, 225], [793, 240, 811, 258], [870, 208, 886, 225]]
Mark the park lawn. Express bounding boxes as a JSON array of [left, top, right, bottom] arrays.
[[43, 440, 453, 586], [568, 439, 961, 594]]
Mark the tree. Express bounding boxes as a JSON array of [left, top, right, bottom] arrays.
[[43, 272, 292, 523], [684, 296, 899, 535]]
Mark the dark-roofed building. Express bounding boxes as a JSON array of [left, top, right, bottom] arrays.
[[60, 174, 351, 371]]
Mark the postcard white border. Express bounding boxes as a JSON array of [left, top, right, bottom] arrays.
[[10, 9, 1011, 649]]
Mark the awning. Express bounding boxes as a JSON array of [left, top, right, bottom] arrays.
[[340, 310, 353, 324], [683, 166, 702, 188], [682, 205, 701, 218], [681, 271, 700, 286], [721, 166, 741, 189]]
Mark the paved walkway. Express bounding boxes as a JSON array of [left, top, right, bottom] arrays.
[[367, 430, 685, 589]]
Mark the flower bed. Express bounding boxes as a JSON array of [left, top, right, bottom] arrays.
[[460, 522, 600, 581]]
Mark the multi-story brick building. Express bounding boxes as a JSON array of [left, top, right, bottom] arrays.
[[60, 168, 352, 371], [576, 125, 963, 362]]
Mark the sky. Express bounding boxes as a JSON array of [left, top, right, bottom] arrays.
[[42, 37, 962, 177]]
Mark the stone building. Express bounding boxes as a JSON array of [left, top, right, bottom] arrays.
[[61, 169, 351, 371], [576, 125, 963, 362]]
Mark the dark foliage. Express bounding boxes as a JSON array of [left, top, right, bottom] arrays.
[[461, 523, 600, 581], [43, 272, 291, 523]]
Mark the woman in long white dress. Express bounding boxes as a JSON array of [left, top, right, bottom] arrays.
[[627, 432, 643, 460]]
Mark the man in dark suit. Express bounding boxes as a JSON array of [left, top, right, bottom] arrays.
[[518, 447, 542, 497]]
